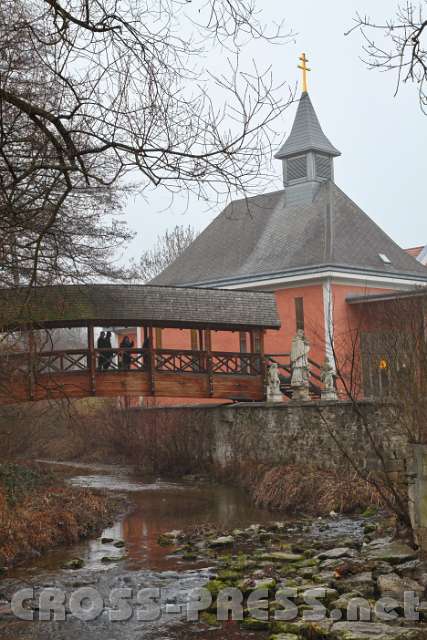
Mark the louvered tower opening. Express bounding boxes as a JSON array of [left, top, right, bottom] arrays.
[[286, 155, 307, 182], [315, 153, 332, 180]]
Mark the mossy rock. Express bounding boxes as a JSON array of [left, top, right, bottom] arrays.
[[363, 523, 377, 534], [295, 558, 320, 568], [361, 506, 378, 518], [240, 617, 271, 631], [158, 534, 174, 547], [217, 569, 242, 584], [182, 552, 198, 561], [101, 537, 114, 544], [113, 540, 125, 548], [268, 634, 299, 640], [238, 577, 276, 595], [278, 564, 298, 577], [262, 552, 304, 563], [63, 558, 84, 570], [101, 555, 123, 563], [200, 611, 220, 627], [206, 579, 227, 598], [270, 621, 305, 635]]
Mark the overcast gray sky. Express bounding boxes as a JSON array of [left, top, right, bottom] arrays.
[[123, 0, 426, 264]]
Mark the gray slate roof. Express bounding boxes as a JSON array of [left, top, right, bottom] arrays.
[[0, 284, 280, 330], [275, 92, 341, 158], [151, 181, 427, 288]]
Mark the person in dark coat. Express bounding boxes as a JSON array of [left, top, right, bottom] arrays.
[[97, 331, 106, 370], [103, 331, 114, 370], [120, 335, 134, 370], [142, 336, 150, 370]]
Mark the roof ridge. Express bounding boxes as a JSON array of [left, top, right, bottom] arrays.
[[323, 181, 334, 263]]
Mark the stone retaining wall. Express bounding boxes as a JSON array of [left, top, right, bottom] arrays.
[[132, 400, 409, 474]]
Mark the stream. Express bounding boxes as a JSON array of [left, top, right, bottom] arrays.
[[0, 461, 279, 639]]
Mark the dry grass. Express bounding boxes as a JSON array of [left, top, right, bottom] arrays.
[[209, 458, 386, 516], [0, 463, 119, 568], [251, 464, 385, 515]]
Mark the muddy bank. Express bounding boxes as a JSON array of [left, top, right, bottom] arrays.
[[0, 463, 123, 570]]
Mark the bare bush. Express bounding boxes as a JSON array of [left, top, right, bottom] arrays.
[[135, 225, 198, 282]]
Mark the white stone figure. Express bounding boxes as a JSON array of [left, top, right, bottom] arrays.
[[291, 329, 310, 400], [266, 362, 284, 403], [320, 356, 338, 401]]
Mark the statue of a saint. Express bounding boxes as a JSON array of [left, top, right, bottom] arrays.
[[291, 330, 310, 399], [266, 362, 284, 402], [320, 357, 338, 401]]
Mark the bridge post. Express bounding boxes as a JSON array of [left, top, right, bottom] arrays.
[[87, 324, 96, 395], [148, 325, 155, 395], [205, 329, 214, 397], [259, 330, 266, 398]]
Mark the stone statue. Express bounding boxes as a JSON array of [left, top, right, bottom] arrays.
[[266, 362, 284, 403], [290, 329, 310, 400], [320, 356, 338, 401]]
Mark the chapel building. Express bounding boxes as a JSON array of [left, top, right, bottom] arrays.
[[150, 86, 427, 377]]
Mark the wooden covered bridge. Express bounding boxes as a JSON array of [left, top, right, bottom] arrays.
[[0, 284, 282, 405]]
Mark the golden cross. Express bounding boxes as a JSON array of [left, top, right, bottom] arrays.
[[298, 52, 311, 93]]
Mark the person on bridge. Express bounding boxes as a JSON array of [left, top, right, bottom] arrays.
[[104, 331, 114, 370], [142, 336, 150, 371], [97, 331, 107, 370], [120, 335, 134, 370]]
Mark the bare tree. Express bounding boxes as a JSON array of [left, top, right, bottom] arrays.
[[347, 3, 427, 111], [136, 224, 198, 282], [315, 291, 427, 539], [0, 0, 293, 289]]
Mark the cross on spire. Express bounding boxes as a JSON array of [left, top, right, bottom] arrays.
[[298, 52, 311, 93]]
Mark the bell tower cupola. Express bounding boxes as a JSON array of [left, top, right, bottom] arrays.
[[275, 53, 341, 189]]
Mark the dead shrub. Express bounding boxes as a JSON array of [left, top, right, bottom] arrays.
[[233, 463, 385, 516]]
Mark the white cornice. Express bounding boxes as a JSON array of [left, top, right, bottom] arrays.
[[221, 270, 427, 292]]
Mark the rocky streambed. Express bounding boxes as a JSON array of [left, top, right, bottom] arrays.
[[0, 462, 426, 639], [159, 515, 427, 639]]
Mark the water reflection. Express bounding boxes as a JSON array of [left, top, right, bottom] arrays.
[[69, 468, 274, 572]]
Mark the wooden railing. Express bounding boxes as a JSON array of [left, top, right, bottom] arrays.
[[5, 348, 263, 377]]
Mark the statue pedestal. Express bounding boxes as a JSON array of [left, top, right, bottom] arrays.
[[267, 390, 284, 403], [291, 385, 310, 401], [321, 390, 338, 402]]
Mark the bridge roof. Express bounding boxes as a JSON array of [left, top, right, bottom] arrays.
[[0, 284, 281, 331]]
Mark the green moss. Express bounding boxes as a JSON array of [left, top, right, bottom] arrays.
[[295, 558, 320, 568], [63, 558, 84, 570], [217, 569, 242, 584], [200, 612, 220, 627], [361, 506, 378, 518], [206, 579, 227, 598]]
